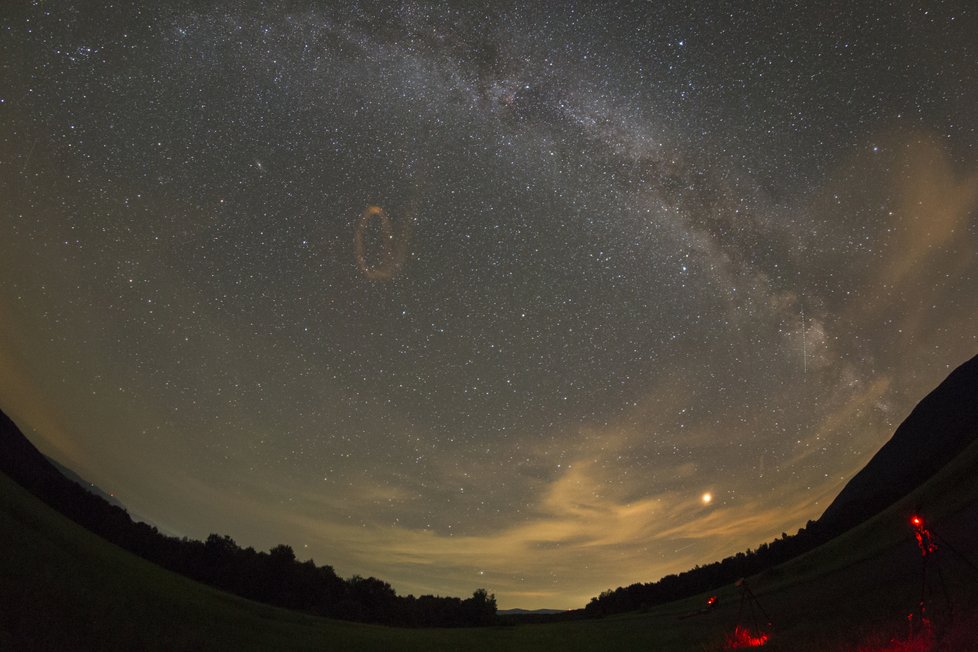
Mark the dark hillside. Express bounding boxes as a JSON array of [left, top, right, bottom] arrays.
[[0, 410, 495, 628], [45, 455, 127, 509], [587, 353, 978, 617], [0, 410, 135, 538], [819, 353, 978, 533]]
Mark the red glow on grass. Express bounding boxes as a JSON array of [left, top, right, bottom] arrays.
[[854, 613, 934, 651], [910, 515, 923, 528], [724, 625, 769, 648], [855, 634, 933, 652]]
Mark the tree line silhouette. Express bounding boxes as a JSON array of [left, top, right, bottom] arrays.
[[584, 520, 833, 616], [2, 408, 847, 625], [0, 410, 495, 627]]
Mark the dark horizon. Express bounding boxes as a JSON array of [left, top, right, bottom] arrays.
[[2, 2, 977, 609]]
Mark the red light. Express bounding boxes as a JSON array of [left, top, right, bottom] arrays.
[[707, 595, 717, 606], [724, 625, 769, 648], [909, 513, 938, 556]]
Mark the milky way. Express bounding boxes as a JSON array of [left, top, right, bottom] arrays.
[[2, 2, 977, 608]]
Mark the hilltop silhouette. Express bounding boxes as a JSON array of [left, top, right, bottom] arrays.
[[586, 353, 978, 616], [818, 354, 978, 533]]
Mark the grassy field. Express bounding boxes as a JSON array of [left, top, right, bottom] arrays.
[[3, 439, 978, 650]]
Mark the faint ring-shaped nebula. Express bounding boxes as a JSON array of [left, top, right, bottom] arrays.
[[354, 205, 413, 282]]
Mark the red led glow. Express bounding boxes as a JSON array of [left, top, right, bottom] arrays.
[[707, 595, 718, 606], [724, 625, 769, 648], [909, 514, 937, 557]]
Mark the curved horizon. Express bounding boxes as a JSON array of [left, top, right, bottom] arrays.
[[2, 2, 977, 610]]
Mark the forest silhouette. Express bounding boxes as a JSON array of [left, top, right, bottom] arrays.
[[0, 410, 495, 628], [0, 407, 837, 626], [5, 347, 976, 628]]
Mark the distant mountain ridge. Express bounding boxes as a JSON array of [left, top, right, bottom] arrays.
[[42, 454, 161, 530], [44, 456, 126, 509], [819, 353, 978, 533], [0, 410, 90, 505]]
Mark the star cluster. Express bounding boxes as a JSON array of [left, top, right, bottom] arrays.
[[1, 2, 977, 608]]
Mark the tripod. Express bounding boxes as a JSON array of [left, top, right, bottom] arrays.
[[910, 514, 978, 639], [735, 578, 772, 638]]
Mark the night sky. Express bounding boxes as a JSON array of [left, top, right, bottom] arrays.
[[2, 2, 977, 609]]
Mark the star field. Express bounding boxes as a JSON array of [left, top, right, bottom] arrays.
[[1, 2, 977, 609]]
